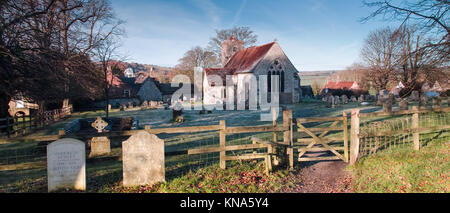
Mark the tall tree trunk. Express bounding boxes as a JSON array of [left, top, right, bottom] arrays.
[[0, 92, 10, 118]]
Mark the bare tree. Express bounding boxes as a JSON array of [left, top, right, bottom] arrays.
[[360, 27, 401, 91], [208, 26, 257, 65], [0, 0, 124, 117], [395, 26, 447, 96], [362, 0, 449, 60], [93, 36, 126, 118], [311, 80, 322, 96]]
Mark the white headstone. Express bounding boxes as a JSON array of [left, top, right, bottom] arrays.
[[47, 138, 86, 192]]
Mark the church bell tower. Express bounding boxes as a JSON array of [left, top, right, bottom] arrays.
[[221, 36, 244, 66]]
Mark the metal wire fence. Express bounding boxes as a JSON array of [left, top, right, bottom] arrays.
[[358, 111, 450, 158]]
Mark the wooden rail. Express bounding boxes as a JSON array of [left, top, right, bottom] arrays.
[[350, 106, 450, 165]]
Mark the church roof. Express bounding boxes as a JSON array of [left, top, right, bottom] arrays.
[[205, 42, 276, 78]]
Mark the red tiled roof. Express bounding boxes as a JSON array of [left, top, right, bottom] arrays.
[[204, 42, 276, 80], [225, 42, 275, 73], [323, 81, 357, 90]]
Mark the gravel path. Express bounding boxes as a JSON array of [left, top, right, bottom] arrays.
[[283, 151, 353, 193]]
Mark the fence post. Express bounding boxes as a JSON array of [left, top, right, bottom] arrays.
[[219, 120, 226, 169], [271, 108, 278, 165], [343, 112, 349, 163], [283, 110, 293, 170], [412, 106, 420, 150], [350, 109, 360, 165]]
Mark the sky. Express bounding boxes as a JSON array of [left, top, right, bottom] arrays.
[[111, 0, 399, 71]]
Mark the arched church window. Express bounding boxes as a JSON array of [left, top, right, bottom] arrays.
[[268, 60, 284, 92], [267, 71, 272, 92]]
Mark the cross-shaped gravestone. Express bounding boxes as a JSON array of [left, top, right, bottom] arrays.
[[91, 117, 108, 133]]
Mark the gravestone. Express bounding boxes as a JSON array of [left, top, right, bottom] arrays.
[[141, 101, 148, 110], [432, 97, 441, 109], [128, 102, 133, 109], [358, 95, 364, 103], [108, 104, 111, 111], [47, 138, 86, 192], [150, 101, 157, 108], [399, 99, 408, 110], [121, 104, 127, 111], [89, 137, 110, 157], [382, 99, 393, 112], [410, 91, 420, 101], [419, 95, 428, 109], [122, 131, 165, 187], [341, 95, 348, 104], [377, 90, 390, 106], [330, 96, 335, 108], [334, 95, 340, 106], [350, 96, 357, 102]]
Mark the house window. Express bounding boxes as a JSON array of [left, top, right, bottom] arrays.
[[124, 68, 135, 78], [124, 90, 130, 98]]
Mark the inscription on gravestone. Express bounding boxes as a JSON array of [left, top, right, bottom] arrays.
[[89, 136, 111, 157], [47, 138, 86, 192], [122, 131, 165, 187]]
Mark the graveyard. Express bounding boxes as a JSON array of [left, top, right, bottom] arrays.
[[0, 97, 449, 193], [0, 0, 449, 197]]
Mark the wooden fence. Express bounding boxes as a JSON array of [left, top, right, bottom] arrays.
[[294, 113, 349, 163], [12, 109, 294, 174], [350, 106, 450, 164], [0, 106, 72, 137]]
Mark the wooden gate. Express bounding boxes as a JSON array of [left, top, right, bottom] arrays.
[[293, 112, 349, 162]]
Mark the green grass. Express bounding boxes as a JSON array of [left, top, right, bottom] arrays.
[[98, 161, 296, 193], [349, 141, 450, 193]]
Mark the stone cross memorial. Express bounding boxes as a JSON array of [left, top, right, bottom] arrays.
[[47, 138, 86, 192], [122, 131, 165, 187], [91, 117, 108, 133]]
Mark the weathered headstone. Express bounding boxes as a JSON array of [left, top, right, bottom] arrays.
[[150, 101, 157, 108], [350, 96, 357, 102], [410, 90, 419, 101], [128, 102, 133, 109], [399, 99, 408, 110], [141, 100, 148, 110], [358, 95, 364, 103], [89, 136, 111, 157], [122, 131, 165, 187], [330, 96, 335, 108], [121, 104, 127, 111], [334, 95, 340, 106], [108, 104, 112, 111], [419, 95, 428, 109], [432, 97, 441, 109], [382, 99, 393, 112], [47, 138, 86, 192], [341, 95, 348, 104]]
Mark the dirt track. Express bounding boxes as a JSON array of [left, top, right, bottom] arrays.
[[283, 152, 353, 193]]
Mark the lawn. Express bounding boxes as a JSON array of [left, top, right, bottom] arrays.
[[349, 140, 450, 193], [1, 99, 448, 193]]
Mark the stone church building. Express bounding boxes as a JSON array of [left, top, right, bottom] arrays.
[[203, 36, 301, 106]]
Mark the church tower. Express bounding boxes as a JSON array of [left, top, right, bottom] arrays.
[[221, 36, 244, 66]]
